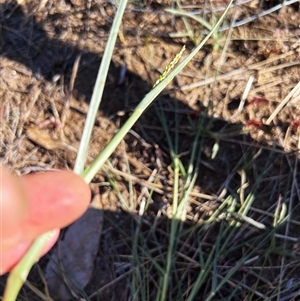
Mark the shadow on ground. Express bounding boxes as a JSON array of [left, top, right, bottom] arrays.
[[0, 2, 253, 194]]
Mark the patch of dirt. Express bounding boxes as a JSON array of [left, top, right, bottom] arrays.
[[1, 0, 300, 300]]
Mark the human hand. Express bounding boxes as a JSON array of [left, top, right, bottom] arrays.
[[0, 166, 91, 275]]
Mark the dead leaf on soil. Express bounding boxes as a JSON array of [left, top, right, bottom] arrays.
[[44, 203, 103, 301]]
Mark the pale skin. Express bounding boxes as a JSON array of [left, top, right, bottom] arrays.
[[0, 166, 91, 275]]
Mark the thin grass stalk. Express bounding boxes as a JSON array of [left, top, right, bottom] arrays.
[[25, 280, 55, 301], [124, 152, 135, 211], [145, 215, 166, 264], [2, 231, 56, 301], [176, 171, 198, 219], [175, 0, 195, 43], [159, 155, 180, 300], [159, 219, 180, 301], [186, 235, 218, 301], [131, 227, 140, 299], [165, 8, 213, 33], [131, 186, 153, 299], [249, 255, 269, 301], [225, 280, 245, 300], [155, 103, 175, 164], [174, 93, 179, 156], [105, 164, 128, 209], [228, 149, 277, 230], [156, 100, 200, 299], [211, 223, 223, 293], [154, 101, 180, 301], [74, 0, 129, 175], [205, 195, 234, 224], [209, 224, 236, 263], [229, 193, 255, 227], [176, 100, 212, 219]]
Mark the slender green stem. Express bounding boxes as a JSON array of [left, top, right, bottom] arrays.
[[74, 0, 129, 175], [158, 164, 180, 301], [165, 7, 213, 32], [2, 231, 56, 301]]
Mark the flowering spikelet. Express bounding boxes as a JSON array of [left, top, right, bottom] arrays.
[[153, 45, 186, 88]]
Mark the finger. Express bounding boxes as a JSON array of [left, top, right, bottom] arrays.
[[21, 170, 91, 240], [0, 166, 29, 251], [0, 230, 60, 275]]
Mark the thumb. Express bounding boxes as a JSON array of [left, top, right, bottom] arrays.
[[20, 170, 91, 240]]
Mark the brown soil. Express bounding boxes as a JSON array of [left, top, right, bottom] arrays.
[[1, 0, 300, 300]]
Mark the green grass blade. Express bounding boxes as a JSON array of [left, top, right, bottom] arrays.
[[165, 7, 213, 32], [2, 231, 56, 301], [73, 0, 129, 175]]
